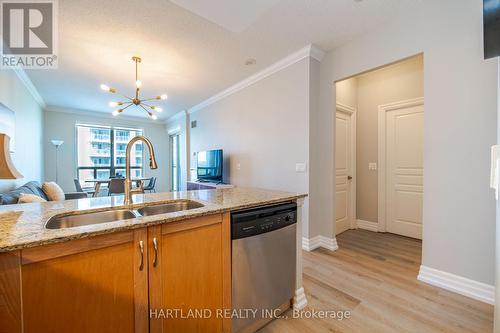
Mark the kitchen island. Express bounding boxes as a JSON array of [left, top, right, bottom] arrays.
[[0, 187, 307, 333]]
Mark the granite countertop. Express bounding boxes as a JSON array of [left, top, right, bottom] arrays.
[[0, 187, 307, 252]]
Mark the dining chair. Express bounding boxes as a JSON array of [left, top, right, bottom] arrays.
[[143, 177, 157, 193], [74, 179, 95, 196], [108, 178, 125, 196]]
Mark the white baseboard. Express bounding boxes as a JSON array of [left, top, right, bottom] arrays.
[[417, 265, 495, 305], [293, 287, 308, 311], [302, 237, 313, 251], [356, 219, 378, 232], [302, 236, 338, 252]]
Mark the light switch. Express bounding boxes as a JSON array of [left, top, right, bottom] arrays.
[[236, 163, 241, 171], [368, 162, 377, 171], [296, 163, 307, 173]]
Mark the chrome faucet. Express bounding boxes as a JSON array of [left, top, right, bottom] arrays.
[[124, 136, 158, 205]]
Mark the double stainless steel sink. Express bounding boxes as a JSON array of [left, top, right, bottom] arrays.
[[45, 200, 204, 229]]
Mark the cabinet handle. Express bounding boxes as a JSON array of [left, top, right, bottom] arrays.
[[153, 237, 158, 267], [139, 240, 144, 271]]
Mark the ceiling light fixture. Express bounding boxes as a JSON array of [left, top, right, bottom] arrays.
[[100, 56, 168, 120]]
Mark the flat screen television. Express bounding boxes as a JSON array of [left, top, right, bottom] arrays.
[[197, 149, 223, 182], [484, 0, 500, 59]]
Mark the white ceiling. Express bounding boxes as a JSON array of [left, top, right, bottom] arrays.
[[170, 0, 282, 33], [26, 0, 423, 120]]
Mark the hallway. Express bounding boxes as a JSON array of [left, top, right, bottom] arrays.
[[260, 230, 493, 333]]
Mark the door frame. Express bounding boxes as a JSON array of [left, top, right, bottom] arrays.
[[377, 97, 424, 232], [336, 103, 357, 230], [168, 127, 181, 191]]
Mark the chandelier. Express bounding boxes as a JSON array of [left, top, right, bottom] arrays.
[[100, 56, 167, 120]]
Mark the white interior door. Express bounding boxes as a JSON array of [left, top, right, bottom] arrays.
[[385, 103, 424, 239], [336, 111, 353, 235]]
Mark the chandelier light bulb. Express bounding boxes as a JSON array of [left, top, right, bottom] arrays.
[[101, 57, 167, 120]]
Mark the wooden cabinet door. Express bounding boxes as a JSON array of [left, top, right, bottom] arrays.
[[148, 213, 231, 333], [19, 229, 149, 333]]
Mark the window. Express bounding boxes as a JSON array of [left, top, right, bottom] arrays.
[[77, 125, 143, 185]]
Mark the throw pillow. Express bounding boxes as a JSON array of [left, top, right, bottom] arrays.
[[42, 182, 65, 201], [18, 193, 47, 204]]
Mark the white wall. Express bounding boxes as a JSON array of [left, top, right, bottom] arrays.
[[44, 107, 170, 193], [314, 0, 497, 285], [308, 58, 328, 238], [188, 58, 311, 236], [335, 77, 357, 108], [495, 58, 500, 332], [0, 70, 44, 192]]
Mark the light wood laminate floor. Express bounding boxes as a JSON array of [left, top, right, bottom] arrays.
[[259, 229, 493, 333]]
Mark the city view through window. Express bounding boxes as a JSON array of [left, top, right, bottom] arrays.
[[76, 125, 143, 188]]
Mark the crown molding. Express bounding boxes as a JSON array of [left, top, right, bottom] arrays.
[[166, 110, 187, 123], [45, 105, 168, 125], [12, 67, 46, 108], [188, 44, 325, 114], [308, 44, 326, 62]]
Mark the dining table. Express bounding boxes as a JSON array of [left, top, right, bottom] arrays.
[[85, 177, 151, 197]]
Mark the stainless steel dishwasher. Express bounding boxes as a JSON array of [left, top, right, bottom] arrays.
[[231, 202, 297, 333]]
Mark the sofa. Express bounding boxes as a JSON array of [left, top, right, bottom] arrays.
[[0, 181, 88, 205]]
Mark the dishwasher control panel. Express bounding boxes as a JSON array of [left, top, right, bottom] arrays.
[[231, 202, 297, 239]]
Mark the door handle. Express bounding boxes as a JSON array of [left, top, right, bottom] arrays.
[[138, 240, 144, 271], [348, 176, 353, 180], [153, 237, 158, 267]]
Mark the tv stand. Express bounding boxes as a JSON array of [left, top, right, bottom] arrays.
[[187, 180, 234, 191]]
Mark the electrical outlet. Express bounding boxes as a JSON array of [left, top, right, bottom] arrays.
[[296, 163, 307, 173], [368, 162, 377, 171]]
